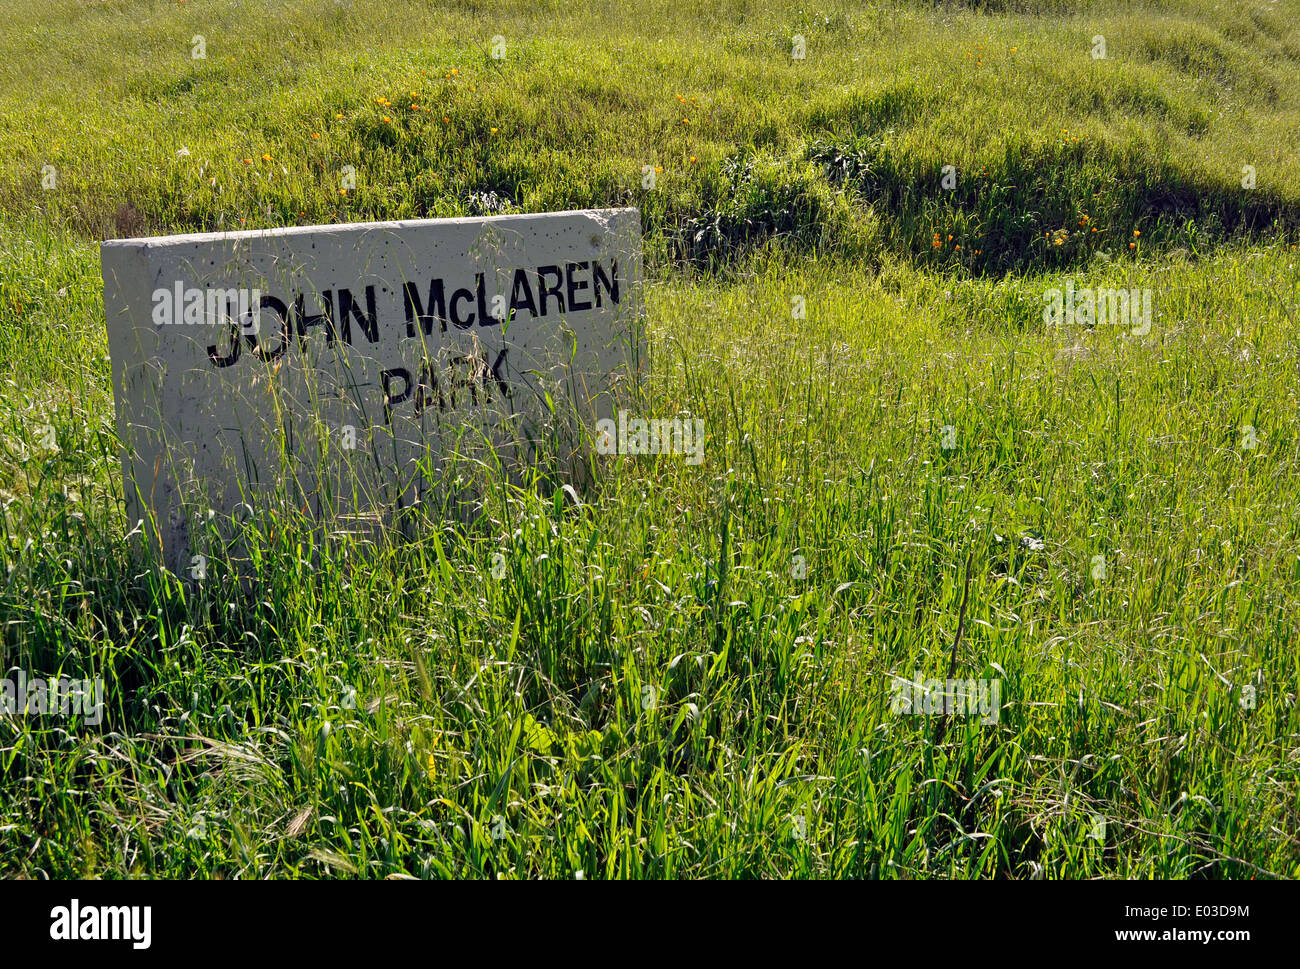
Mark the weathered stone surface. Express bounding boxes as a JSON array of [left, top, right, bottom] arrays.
[[101, 208, 644, 568]]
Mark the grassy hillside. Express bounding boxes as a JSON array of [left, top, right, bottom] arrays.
[[1, 0, 1299, 878]]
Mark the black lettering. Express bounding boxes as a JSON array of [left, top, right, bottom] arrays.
[[536, 265, 565, 316], [450, 288, 476, 329], [592, 259, 620, 307], [565, 261, 592, 311], [476, 272, 495, 327], [337, 286, 379, 344], [404, 278, 447, 337], [293, 290, 335, 345], [489, 347, 510, 397], [252, 295, 291, 361], [509, 268, 538, 319], [412, 359, 444, 415], [381, 367, 412, 424], [445, 355, 473, 408], [207, 296, 241, 367]]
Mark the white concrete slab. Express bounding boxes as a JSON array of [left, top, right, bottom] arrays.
[[101, 208, 645, 568]]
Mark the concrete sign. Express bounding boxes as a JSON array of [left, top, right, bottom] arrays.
[[101, 208, 644, 568]]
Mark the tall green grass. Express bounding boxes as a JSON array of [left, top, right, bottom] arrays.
[[2, 0, 1299, 878]]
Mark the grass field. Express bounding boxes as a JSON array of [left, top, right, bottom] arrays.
[[2, 0, 1300, 878]]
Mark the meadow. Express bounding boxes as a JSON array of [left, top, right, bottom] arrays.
[[1, 0, 1299, 878]]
